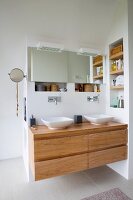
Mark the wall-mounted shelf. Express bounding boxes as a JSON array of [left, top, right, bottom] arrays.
[[93, 75, 103, 79], [110, 69, 124, 75], [93, 61, 103, 67], [110, 52, 123, 60], [110, 86, 124, 90]]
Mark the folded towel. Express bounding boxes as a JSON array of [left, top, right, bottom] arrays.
[[115, 75, 124, 86]]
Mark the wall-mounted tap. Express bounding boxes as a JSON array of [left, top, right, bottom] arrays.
[[54, 97, 57, 105], [48, 96, 61, 105], [87, 95, 99, 102]]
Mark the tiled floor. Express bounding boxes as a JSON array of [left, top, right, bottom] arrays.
[[0, 158, 133, 200]]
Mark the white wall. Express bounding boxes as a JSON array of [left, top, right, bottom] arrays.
[[0, 32, 27, 159], [105, 0, 129, 178]]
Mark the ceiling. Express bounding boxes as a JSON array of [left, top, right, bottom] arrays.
[[0, 0, 122, 50]]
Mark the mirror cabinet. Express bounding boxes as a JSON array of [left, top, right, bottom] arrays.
[[29, 47, 90, 83]]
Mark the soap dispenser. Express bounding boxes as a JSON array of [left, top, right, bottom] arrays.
[[30, 115, 36, 127]]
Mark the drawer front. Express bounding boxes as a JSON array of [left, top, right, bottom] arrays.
[[34, 135, 89, 161], [89, 146, 127, 169], [89, 130, 127, 151], [35, 153, 89, 180]]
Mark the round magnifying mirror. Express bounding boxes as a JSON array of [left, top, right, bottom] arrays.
[[9, 68, 25, 117], [9, 68, 25, 82]]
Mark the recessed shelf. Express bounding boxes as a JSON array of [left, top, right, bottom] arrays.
[[109, 39, 124, 110], [110, 52, 123, 60], [110, 69, 124, 75], [35, 82, 67, 92], [110, 107, 124, 110], [92, 55, 103, 84], [75, 83, 101, 92], [93, 74, 103, 79], [110, 85, 124, 90]]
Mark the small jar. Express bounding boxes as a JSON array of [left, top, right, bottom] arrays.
[[36, 84, 45, 91]]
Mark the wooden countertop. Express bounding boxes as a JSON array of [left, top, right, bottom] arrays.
[[29, 122, 127, 140]]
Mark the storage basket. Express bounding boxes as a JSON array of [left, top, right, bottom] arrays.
[[83, 84, 94, 92], [51, 84, 59, 91], [110, 44, 123, 57], [93, 55, 102, 64]]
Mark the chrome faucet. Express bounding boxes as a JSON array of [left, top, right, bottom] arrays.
[[54, 97, 57, 105], [48, 96, 61, 105], [87, 95, 99, 102]]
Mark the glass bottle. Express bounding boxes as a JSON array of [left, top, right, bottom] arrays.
[[111, 61, 117, 71], [118, 96, 124, 108]]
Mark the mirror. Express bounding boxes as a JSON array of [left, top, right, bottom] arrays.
[[9, 68, 25, 116], [67, 51, 90, 83], [29, 47, 90, 83], [9, 68, 25, 82]]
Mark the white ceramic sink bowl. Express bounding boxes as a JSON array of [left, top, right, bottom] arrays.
[[41, 117, 74, 129], [84, 114, 114, 125]]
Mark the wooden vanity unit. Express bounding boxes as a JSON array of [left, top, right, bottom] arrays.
[[29, 122, 127, 181]]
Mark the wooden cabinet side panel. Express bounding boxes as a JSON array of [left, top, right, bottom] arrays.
[[89, 146, 127, 169], [34, 135, 89, 161], [89, 130, 127, 151], [35, 153, 89, 180], [28, 130, 35, 178]]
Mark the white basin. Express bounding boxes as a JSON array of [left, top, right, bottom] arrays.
[[41, 117, 74, 129], [84, 114, 114, 125]]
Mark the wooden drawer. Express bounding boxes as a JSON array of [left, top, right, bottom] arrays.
[[34, 153, 89, 180], [34, 146, 127, 180], [89, 146, 127, 169], [34, 135, 89, 161], [89, 130, 127, 151]]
